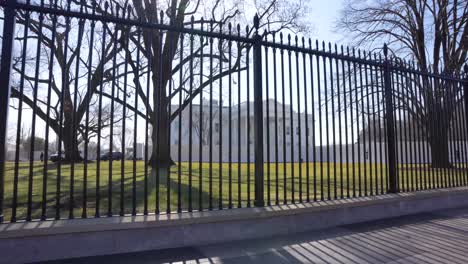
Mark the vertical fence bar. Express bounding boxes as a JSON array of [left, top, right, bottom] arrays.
[[188, 17, 194, 212], [309, 40, 317, 201], [198, 19, 205, 211], [288, 36, 295, 203], [227, 23, 232, 209], [265, 33, 271, 206], [253, 15, 264, 207], [281, 35, 287, 204], [341, 47, 349, 198], [28, 7, 44, 221], [11, 0, 28, 222], [383, 45, 398, 193], [322, 42, 329, 200], [348, 47, 356, 198], [218, 26, 223, 210], [236, 24, 242, 208], [0, 0, 17, 223], [44, 1, 58, 220], [273, 34, 279, 205], [464, 66, 468, 179], [303, 39, 310, 202], [82, 2, 96, 219], [132, 27, 141, 216], [296, 37, 302, 203], [329, 43, 336, 200], [96, 3, 109, 217], [246, 25, 251, 207], [316, 41, 324, 200], [208, 20, 214, 210]]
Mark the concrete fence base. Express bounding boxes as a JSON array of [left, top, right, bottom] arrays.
[[1, 187, 468, 263]]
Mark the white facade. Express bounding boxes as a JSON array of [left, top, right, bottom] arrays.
[[170, 99, 314, 150]]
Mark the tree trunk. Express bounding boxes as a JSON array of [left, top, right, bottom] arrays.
[[149, 99, 175, 169], [62, 130, 83, 162]]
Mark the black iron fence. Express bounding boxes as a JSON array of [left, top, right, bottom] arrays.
[[0, 0, 467, 223]]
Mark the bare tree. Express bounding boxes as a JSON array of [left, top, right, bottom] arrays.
[[10, 1, 126, 162], [101, 0, 313, 172], [338, 0, 468, 168]]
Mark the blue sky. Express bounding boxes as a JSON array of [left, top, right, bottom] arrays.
[[307, 0, 344, 44]]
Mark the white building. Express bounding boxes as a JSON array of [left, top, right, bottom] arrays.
[[167, 99, 316, 162]]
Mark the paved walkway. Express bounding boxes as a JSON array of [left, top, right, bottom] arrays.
[[46, 207, 468, 264]]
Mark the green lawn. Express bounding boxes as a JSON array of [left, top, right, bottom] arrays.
[[2, 161, 467, 222]]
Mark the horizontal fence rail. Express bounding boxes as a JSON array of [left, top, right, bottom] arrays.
[[0, 0, 467, 223]]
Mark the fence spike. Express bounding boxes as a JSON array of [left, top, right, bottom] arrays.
[[116, 3, 120, 17], [254, 13, 260, 30], [159, 10, 164, 23], [127, 5, 132, 17]]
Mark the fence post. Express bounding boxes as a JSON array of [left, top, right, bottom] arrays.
[[253, 15, 264, 207], [0, 0, 17, 222], [383, 44, 398, 193], [464, 65, 468, 147]]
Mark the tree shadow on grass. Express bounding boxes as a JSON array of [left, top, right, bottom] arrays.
[[6, 165, 223, 221]]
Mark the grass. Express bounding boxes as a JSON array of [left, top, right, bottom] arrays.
[[2, 160, 467, 222]]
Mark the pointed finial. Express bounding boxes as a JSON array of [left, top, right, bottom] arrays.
[[383, 43, 388, 58], [254, 14, 259, 30], [127, 5, 132, 17]]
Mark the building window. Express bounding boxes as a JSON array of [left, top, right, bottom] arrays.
[[215, 123, 219, 133], [286, 127, 290, 135]]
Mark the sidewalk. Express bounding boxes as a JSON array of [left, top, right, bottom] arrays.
[[46, 206, 468, 264]]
